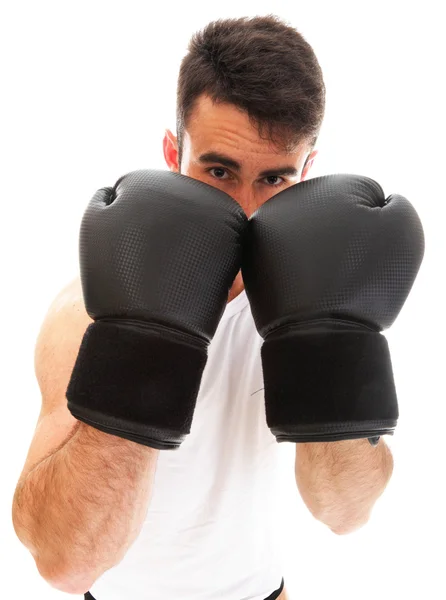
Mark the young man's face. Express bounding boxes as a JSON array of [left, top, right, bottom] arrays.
[[163, 94, 317, 218]]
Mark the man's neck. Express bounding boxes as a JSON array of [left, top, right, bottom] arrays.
[[227, 270, 244, 303]]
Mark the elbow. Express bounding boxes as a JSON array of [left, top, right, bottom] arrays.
[[328, 515, 370, 535], [35, 555, 98, 595], [12, 487, 108, 594], [324, 509, 371, 536], [311, 504, 372, 536], [35, 545, 124, 594], [12, 504, 96, 594]]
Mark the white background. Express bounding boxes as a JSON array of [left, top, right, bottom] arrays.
[[1, 1, 444, 598]]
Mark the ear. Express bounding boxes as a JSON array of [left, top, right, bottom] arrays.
[[301, 150, 319, 181], [163, 130, 179, 172]]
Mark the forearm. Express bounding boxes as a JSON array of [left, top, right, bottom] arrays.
[[12, 422, 159, 593], [295, 438, 393, 534]]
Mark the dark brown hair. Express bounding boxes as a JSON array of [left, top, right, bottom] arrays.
[[176, 14, 326, 166]]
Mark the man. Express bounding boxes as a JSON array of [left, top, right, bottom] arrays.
[[12, 15, 420, 600]]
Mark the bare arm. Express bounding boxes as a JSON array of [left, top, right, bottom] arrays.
[[12, 279, 159, 594], [294, 438, 394, 535]]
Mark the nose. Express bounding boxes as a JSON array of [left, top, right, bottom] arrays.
[[231, 187, 258, 219]]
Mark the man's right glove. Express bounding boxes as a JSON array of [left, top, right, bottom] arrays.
[[67, 170, 247, 450], [242, 174, 424, 443]]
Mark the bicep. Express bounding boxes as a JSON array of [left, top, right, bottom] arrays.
[[17, 279, 91, 483]]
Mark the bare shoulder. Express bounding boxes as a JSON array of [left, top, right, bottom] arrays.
[[15, 279, 92, 482]]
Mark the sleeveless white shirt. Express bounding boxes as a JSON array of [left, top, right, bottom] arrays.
[[89, 290, 284, 600]]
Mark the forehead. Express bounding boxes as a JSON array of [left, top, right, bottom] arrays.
[[185, 94, 295, 159]]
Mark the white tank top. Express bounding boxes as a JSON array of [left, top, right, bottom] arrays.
[[89, 291, 284, 600]]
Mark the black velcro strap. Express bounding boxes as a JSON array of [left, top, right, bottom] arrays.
[[67, 320, 208, 450], [261, 328, 398, 443]]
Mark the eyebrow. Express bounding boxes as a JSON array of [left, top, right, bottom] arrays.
[[198, 152, 298, 178]]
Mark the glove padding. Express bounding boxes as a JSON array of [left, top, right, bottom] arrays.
[[67, 170, 247, 449], [242, 174, 424, 442]]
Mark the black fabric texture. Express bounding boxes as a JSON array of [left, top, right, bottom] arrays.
[[67, 320, 207, 450], [242, 174, 425, 338], [80, 170, 247, 340], [261, 326, 398, 442]]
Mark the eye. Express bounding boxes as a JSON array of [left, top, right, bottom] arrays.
[[263, 175, 286, 187], [208, 167, 230, 180], [207, 167, 286, 187]]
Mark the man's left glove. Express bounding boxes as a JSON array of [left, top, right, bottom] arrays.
[[242, 174, 424, 443]]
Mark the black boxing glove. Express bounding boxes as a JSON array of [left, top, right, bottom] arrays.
[[67, 170, 247, 450], [242, 174, 424, 443]]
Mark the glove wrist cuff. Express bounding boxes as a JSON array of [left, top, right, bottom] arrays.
[[67, 320, 208, 450], [261, 328, 398, 443]]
